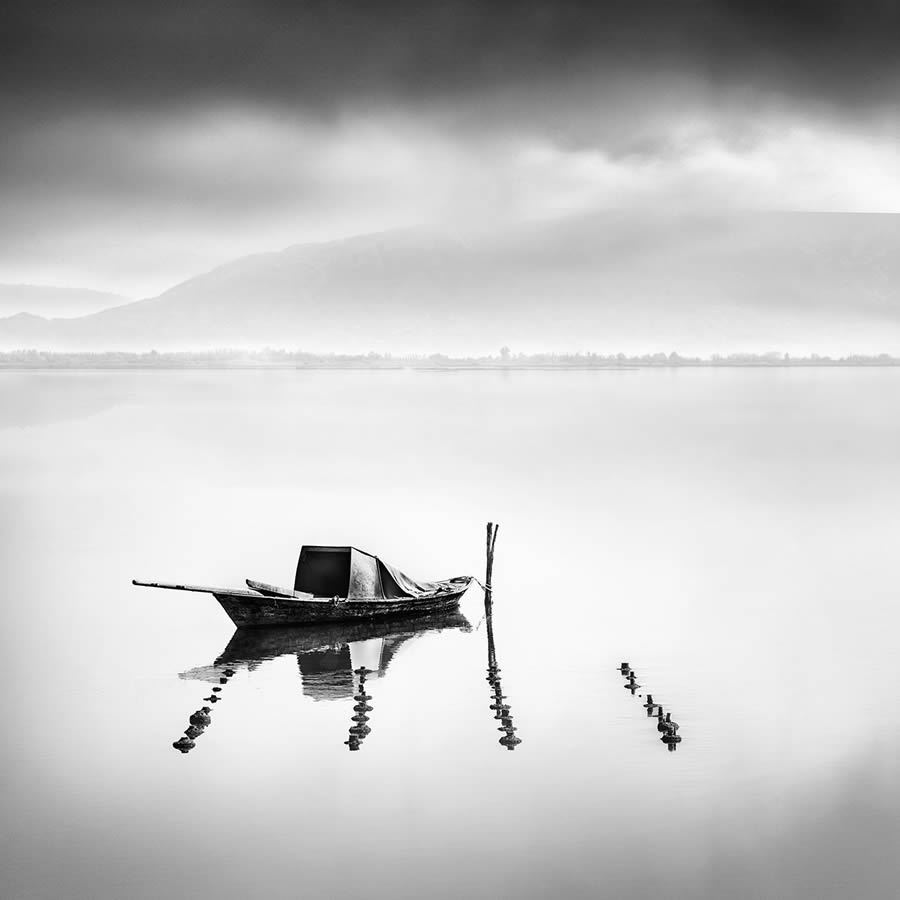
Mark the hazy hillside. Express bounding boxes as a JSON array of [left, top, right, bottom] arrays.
[[3, 211, 900, 354], [0, 284, 129, 319]]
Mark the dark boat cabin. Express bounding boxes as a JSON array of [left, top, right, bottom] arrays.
[[294, 546, 433, 600]]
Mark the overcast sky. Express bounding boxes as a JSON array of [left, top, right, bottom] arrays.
[[4, 0, 900, 296]]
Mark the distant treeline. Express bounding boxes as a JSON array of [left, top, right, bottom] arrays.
[[1, 349, 899, 369]]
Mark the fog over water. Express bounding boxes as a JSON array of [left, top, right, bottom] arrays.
[[1, 368, 898, 899]]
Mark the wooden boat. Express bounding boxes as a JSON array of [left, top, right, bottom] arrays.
[[134, 544, 473, 627]]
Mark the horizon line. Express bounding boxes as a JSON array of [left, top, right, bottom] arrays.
[[2, 348, 900, 370]]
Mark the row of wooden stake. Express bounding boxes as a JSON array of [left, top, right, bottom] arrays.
[[620, 662, 683, 752]]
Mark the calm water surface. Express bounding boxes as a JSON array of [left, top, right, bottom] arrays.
[[1, 369, 899, 899]]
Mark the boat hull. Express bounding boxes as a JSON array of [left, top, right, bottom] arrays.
[[214, 586, 469, 627]]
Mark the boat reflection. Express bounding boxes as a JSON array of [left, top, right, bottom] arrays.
[[174, 610, 471, 753]]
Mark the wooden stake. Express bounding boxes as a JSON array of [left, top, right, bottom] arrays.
[[484, 521, 499, 612]]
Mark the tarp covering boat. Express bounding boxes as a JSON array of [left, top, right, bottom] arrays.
[[294, 546, 444, 600]]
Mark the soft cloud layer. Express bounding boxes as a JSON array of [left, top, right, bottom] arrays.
[[4, 105, 900, 295]]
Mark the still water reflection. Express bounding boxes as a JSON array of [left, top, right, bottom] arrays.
[[173, 611, 474, 754], [2, 369, 899, 899], [485, 603, 522, 751]]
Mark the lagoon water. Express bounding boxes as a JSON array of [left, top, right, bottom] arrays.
[[1, 368, 899, 899]]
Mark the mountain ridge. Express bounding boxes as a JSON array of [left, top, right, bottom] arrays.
[[2, 211, 900, 354], [0, 284, 131, 319]]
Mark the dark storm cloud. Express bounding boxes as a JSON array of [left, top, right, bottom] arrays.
[[3, 1, 900, 117]]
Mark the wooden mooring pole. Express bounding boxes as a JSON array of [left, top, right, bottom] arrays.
[[485, 522, 499, 612]]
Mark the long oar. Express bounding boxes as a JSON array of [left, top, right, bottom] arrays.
[[132, 579, 262, 598]]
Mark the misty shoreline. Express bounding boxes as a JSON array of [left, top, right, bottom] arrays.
[[2, 350, 899, 370]]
